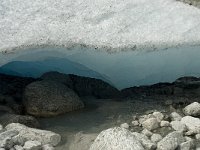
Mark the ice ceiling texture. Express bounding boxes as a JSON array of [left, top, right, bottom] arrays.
[[0, 0, 200, 89]]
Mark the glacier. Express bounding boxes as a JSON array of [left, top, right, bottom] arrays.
[[0, 0, 200, 53], [0, 0, 200, 89]]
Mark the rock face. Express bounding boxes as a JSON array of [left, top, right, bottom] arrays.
[[5, 123, 61, 146], [89, 127, 144, 150], [23, 80, 84, 117], [183, 102, 200, 116], [42, 72, 121, 99]]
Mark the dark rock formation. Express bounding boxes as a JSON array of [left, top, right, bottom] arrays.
[[41, 71, 121, 99], [121, 76, 200, 99], [23, 80, 84, 117]]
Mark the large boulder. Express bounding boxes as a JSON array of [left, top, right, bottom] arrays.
[[23, 80, 84, 117], [90, 127, 144, 150], [0, 114, 40, 128], [5, 123, 61, 146]]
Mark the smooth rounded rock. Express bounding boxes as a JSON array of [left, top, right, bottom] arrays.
[[23, 80, 84, 117]]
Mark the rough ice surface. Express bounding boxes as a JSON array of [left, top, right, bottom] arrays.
[[1, 0, 200, 89], [1, 0, 200, 53]]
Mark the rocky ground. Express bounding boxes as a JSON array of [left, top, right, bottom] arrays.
[[0, 72, 200, 149], [90, 101, 200, 150]]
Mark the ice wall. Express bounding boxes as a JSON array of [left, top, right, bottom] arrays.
[[1, 46, 200, 89]]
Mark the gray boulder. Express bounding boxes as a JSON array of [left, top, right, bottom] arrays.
[[142, 118, 159, 131], [157, 131, 185, 150], [23, 80, 84, 117], [5, 123, 61, 146], [90, 127, 144, 150], [181, 116, 200, 134], [183, 102, 200, 117]]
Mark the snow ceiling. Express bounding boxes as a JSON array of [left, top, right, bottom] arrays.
[[1, 0, 200, 53]]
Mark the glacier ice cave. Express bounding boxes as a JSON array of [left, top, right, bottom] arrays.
[[1, 0, 200, 149]]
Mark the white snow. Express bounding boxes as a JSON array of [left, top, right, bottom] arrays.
[[0, 0, 200, 53]]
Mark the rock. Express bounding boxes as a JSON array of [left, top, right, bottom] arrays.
[[41, 72, 121, 99], [12, 134, 26, 146], [178, 140, 194, 150], [139, 115, 148, 124], [142, 118, 159, 131], [23, 141, 41, 150], [132, 132, 156, 150], [0, 114, 40, 128], [170, 112, 182, 121], [196, 134, 200, 140], [157, 131, 185, 150], [42, 144, 55, 150], [69, 132, 97, 150], [160, 121, 170, 127], [5, 123, 61, 146], [23, 80, 84, 117], [14, 145, 24, 150], [89, 127, 144, 150], [181, 116, 200, 134], [132, 120, 139, 126], [67, 74, 121, 99], [170, 121, 187, 132], [120, 123, 129, 129], [0, 137, 14, 149], [183, 102, 200, 117], [141, 129, 153, 137], [152, 112, 164, 122], [150, 134, 162, 143], [0, 124, 2, 131], [0, 130, 19, 140]]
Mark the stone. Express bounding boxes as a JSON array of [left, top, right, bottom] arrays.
[[69, 132, 97, 150], [141, 129, 153, 137], [120, 123, 129, 129], [0, 130, 19, 140], [42, 144, 55, 150], [160, 121, 170, 127], [5, 123, 61, 146], [139, 115, 148, 124], [157, 131, 185, 150], [196, 134, 200, 140], [0, 124, 2, 131], [178, 141, 194, 150], [183, 102, 200, 117], [0, 137, 14, 149], [170, 112, 182, 121], [181, 116, 200, 134], [12, 134, 26, 146], [0, 114, 40, 128], [23, 80, 84, 117], [14, 145, 24, 150], [89, 127, 144, 150], [153, 112, 164, 122], [170, 121, 187, 132], [150, 134, 162, 143], [132, 120, 139, 126], [132, 132, 156, 150], [23, 141, 41, 150], [142, 118, 159, 131]]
